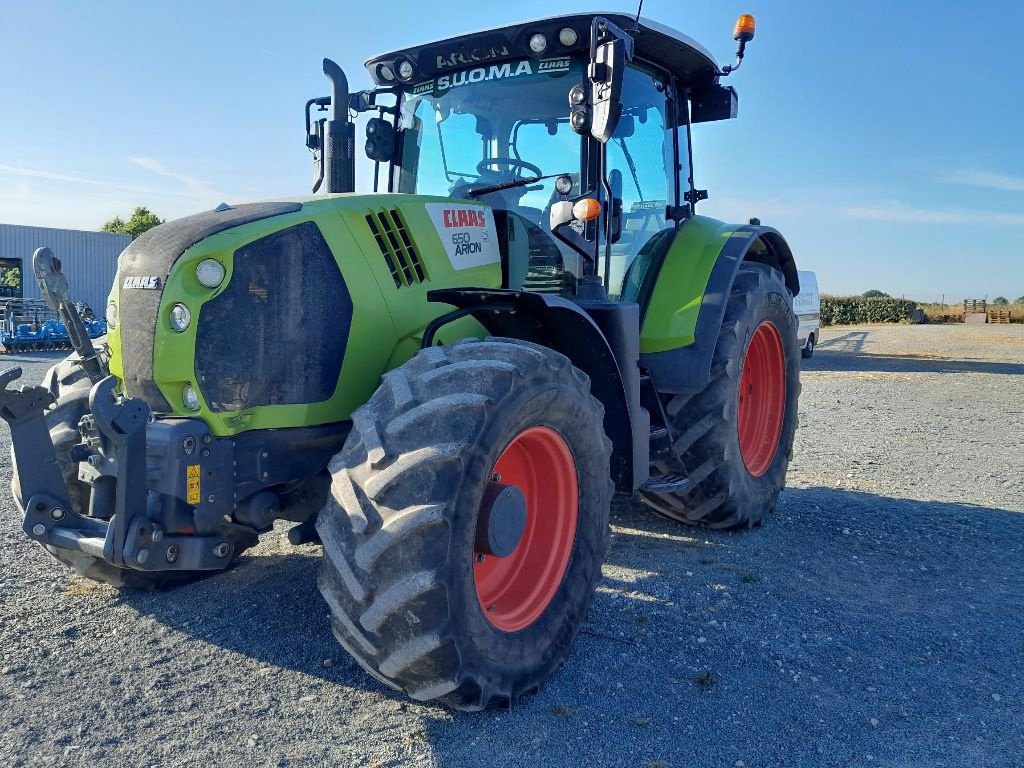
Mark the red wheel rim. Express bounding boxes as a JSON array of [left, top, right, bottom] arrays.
[[474, 426, 578, 633], [737, 321, 786, 477]]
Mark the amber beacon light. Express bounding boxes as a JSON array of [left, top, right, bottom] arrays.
[[723, 13, 756, 74], [733, 14, 756, 42]]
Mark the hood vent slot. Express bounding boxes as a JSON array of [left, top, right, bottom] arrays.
[[365, 209, 425, 287]]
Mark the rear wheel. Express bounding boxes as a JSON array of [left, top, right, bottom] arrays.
[[640, 262, 800, 528], [317, 338, 612, 710]]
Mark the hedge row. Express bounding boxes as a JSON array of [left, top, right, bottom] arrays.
[[819, 295, 918, 326]]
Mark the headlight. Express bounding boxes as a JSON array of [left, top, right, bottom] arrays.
[[196, 259, 225, 288], [105, 302, 117, 329], [169, 303, 191, 332], [529, 33, 547, 54], [397, 60, 414, 81], [558, 28, 578, 47], [182, 383, 200, 411]]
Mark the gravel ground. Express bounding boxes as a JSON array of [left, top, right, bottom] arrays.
[[1, 323, 1022, 768]]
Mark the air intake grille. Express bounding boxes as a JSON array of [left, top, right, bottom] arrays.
[[365, 209, 425, 287]]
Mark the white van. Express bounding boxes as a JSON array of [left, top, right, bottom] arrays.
[[793, 270, 820, 358]]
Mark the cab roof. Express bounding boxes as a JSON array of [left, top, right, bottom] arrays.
[[364, 12, 722, 88]]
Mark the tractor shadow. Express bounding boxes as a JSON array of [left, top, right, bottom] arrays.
[[805, 350, 1024, 376], [119, 489, 1024, 768], [116, 539, 412, 704], [809, 327, 1024, 375], [814, 330, 869, 354], [425, 489, 1024, 767]]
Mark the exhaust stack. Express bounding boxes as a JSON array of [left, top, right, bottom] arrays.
[[320, 58, 355, 194]]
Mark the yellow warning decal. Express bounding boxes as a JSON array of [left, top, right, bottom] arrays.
[[186, 464, 201, 505]]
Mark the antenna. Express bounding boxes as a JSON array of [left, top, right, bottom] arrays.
[[633, 0, 644, 31]]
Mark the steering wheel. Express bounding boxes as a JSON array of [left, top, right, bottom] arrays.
[[476, 157, 543, 179]]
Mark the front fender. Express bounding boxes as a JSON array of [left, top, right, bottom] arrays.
[[428, 288, 644, 493]]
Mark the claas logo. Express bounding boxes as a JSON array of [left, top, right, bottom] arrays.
[[442, 209, 487, 228]]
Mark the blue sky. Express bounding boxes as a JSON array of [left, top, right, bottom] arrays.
[[1, 0, 1021, 300]]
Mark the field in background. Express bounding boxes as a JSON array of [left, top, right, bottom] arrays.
[[917, 301, 1024, 324], [820, 295, 1023, 325]]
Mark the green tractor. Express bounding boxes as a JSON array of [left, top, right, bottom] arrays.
[[3, 12, 799, 709]]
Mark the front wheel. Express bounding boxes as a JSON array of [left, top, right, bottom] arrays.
[[640, 262, 800, 528], [317, 338, 612, 710]]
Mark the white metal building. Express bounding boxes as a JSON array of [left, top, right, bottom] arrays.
[[0, 223, 130, 313]]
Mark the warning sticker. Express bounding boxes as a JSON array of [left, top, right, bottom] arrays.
[[186, 464, 201, 505], [425, 203, 500, 271]]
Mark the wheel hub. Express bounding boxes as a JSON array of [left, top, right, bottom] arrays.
[[475, 481, 527, 558]]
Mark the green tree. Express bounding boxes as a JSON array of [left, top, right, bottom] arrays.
[[1015, 296, 1024, 305], [0, 267, 21, 289], [862, 289, 890, 298], [101, 207, 164, 239], [992, 296, 1009, 306]]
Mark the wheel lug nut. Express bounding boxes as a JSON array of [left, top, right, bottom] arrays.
[[49, 507, 65, 521], [31, 524, 46, 536]]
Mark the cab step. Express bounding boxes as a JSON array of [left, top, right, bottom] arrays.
[[639, 473, 691, 495]]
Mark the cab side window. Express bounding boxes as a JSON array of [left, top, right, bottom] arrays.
[[603, 66, 674, 299]]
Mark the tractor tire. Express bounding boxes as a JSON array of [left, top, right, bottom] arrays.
[[11, 356, 252, 589], [317, 338, 612, 710], [801, 333, 815, 359], [640, 262, 800, 528]]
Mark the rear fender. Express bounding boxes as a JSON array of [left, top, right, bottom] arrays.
[[639, 217, 798, 394]]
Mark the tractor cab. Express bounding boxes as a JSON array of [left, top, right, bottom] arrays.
[[309, 13, 744, 299]]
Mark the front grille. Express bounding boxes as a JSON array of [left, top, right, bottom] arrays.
[[194, 221, 351, 412], [364, 209, 425, 287]]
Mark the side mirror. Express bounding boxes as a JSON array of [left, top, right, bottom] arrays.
[[305, 97, 330, 192], [589, 35, 625, 142], [365, 117, 396, 162], [570, 17, 634, 143]]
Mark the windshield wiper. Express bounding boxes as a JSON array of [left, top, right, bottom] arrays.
[[465, 172, 568, 199]]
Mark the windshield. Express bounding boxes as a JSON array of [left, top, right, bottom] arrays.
[[397, 57, 583, 199], [395, 57, 586, 294]]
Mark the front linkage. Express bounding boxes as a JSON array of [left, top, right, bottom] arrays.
[[1, 368, 241, 573]]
